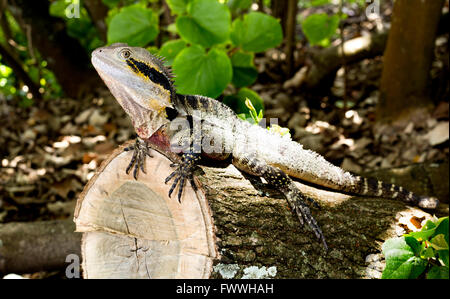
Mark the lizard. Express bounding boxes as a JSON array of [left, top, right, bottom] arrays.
[[91, 43, 439, 251]]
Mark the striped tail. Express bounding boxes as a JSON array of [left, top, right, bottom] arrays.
[[351, 176, 439, 209]]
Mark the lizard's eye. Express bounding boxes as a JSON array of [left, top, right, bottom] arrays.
[[120, 49, 131, 59]]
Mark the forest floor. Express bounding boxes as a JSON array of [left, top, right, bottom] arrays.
[[0, 2, 448, 279]]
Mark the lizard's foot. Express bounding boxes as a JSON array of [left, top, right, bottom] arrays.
[[124, 138, 153, 179], [165, 153, 200, 202], [233, 154, 328, 251], [289, 194, 328, 251]]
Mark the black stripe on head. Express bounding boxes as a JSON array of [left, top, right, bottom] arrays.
[[128, 58, 174, 94], [126, 59, 138, 72]]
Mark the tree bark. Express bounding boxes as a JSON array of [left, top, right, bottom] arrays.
[[75, 142, 447, 279], [377, 0, 445, 122]]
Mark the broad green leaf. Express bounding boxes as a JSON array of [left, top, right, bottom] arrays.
[[230, 51, 257, 88], [426, 265, 449, 279], [173, 45, 232, 98], [222, 87, 264, 123], [107, 5, 159, 47], [382, 237, 427, 279], [159, 39, 187, 65], [302, 13, 340, 46], [176, 0, 231, 48], [166, 0, 191, 15], [230, 12, 282, 52]]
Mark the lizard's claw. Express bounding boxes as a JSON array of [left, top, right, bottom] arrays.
[[165, 154, 199, 203], [165, 163, 197, 203], [291, 197, 328, 251], [124, 138, 153, 180]]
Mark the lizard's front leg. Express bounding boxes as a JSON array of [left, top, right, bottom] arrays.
[[123, 137, 153, 179], [233, 153, 328, 251], [165, 152, 201, 202]]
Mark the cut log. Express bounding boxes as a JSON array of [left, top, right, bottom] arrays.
[[74, 142, 218, 279], [75, 142, 448, 279]]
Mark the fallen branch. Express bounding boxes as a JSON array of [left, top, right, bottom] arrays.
[[0, 219, 81, 275], [284, 31, 388, 89]]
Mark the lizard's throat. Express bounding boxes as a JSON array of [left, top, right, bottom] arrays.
[[105, 80, 170, 139]]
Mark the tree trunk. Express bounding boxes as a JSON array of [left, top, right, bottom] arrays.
[[284, 0, 297, 78], [83, 0, 109, 43], [6, 0, 101, 98], [377, 0, 445, 122], [74, 142, 447, 279]]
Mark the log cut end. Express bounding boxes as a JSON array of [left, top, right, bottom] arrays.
[[74, 143, 218, 278]]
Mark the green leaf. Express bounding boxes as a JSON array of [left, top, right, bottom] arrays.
[[230, 51, 257, 88], [176, 0, 231, 48], [166, 0, 192, 15], [426, 266, 449, 279], [407, 219, 437, 241], [102, 0, 120, 8], [430, 234, 449, 251], [434, 217, 449, 245], [381, 237, 427, 279], [222, 88, 264, 123], [230, 12, 282, 52], [420, 246, 435, 259], [173, 45, 232, 98], [405, 236, 422, 256], [227, 0, 253, 12], [438, 249, 449, 267], [429, 232, 449, 267], [302, 13, 340, 46], [107, 5, 159, 47], [49, 0, 68, 18], [159, 39, 187, 65]]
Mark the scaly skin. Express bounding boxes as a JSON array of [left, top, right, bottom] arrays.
[[91, 43, 439, 251]]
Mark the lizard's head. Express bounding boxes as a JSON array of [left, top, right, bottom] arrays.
[[91, 43, 175, 138]]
